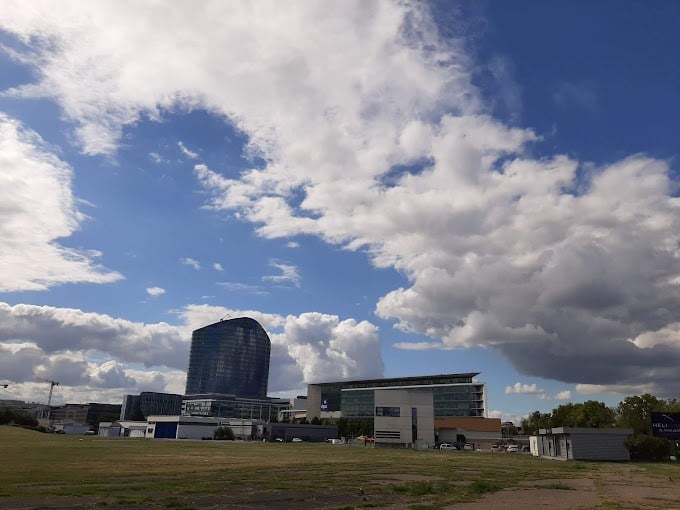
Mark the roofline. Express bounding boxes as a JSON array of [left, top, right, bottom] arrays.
[[308, 373, 481, 387], [539, 427, 633, 435], [193, 316, 264, 332]]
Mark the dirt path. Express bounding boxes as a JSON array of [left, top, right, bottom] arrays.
[[443, 464, 680, 510]]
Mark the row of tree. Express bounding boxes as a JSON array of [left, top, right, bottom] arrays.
[[520, 394, 680, 436], [0, 409, 49, 433], [520, 394, 680, 461]]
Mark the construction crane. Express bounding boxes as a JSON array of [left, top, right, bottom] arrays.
[[38, 378, 60, 406]]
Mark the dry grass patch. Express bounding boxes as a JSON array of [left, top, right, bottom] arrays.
[[2, 426, 679, 510]]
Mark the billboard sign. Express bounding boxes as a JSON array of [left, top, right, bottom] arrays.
[[651, 412, 680, 440]]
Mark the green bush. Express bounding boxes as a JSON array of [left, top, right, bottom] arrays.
[[625, 434, 670, 461], [0, 409, 39, 428], [213, 426, 235, 440]]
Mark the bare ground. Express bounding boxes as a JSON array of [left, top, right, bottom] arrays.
[[443, 464, 680, 510]]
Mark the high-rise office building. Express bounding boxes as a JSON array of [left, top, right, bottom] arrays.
[[185, 317, 271, 398]]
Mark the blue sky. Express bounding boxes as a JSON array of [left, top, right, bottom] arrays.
[[0, 1, 679, 423]]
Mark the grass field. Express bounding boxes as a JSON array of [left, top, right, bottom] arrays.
[[1, 426, 679, 509]]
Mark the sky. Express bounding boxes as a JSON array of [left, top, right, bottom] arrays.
[[0, 1, 679, 423]]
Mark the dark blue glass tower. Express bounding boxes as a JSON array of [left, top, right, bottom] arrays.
[[185, 317, 270, 398]]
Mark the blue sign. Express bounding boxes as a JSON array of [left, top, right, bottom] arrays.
[[651, 412, 680, 440], [321, 399, 328, 411]]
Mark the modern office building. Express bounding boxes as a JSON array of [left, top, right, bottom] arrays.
[[308, 373, 486, 420], [185, 317, 271, 398], [120, 392, 182, 420], [181, 393, 290, 422], [307, 373, 487, 448]]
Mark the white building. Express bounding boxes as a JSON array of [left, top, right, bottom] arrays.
[[146, 415, 264, 440], [534, 427, 633, 461]]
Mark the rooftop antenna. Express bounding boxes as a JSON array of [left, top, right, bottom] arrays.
[[220, 314, 232, 321]]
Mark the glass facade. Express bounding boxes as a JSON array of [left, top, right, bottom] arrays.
[[185, 317, 270, 398], [311, 373, 485, 419], [432, 384, 485, 417], [120, 392, 182, 420], [341, 389, 374, 418], [182, 395, 289, 421]]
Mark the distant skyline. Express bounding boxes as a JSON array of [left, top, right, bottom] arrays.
[[1, 1, 679, 423]]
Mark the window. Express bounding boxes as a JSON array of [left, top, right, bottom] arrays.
[[375, 430, 401, 439], [375, 406, 400, 417]]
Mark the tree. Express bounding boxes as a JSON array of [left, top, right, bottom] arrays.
[[521, 411, 552, 435], [573, 401, 616, 428], [550, 403, 577, 428], [310, 416, 321, 425], [130, 408, 146, 422], [663, 398, 680, 413], [625, 435, 670, 461], [548, 401, 615, 429], [336, 417, 348, 437], [616, 394, 666, 435], [214, 426, 234, 440], [0, 409, 39, 428]]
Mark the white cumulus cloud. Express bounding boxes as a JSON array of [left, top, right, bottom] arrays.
[[180, 257, 201, 270], [0, 301, 385, 402], [0, 114, 122, 292], [0, 1, 678, 395], [553, 390, 572, 401], [263, 260, 301, 288], [504, 382, 544, 395], [146, 286, 166, 297], [177, 141, 199, 159]]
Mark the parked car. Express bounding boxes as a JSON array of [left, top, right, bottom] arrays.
[[520, 445, 530, 453], [491, 445, 499, 452], [439, 443, 457, 451], [291, 437, 303, 442], [463, 443, 474, 451], [506, 444, 519, 452]]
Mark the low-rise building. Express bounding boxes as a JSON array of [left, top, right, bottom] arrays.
[[534, 427, 633, 461], [269, 423, 338, 442], [54, 422, 91, 435], [277, 396, 308, 422], [436, 417, 502, 449], [146, 415, 265, 440]]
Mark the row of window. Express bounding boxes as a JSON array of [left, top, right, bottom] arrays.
[[375, 430, 401, 439], [375, 406, 400, 417], [340, 376, 473, 389]]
